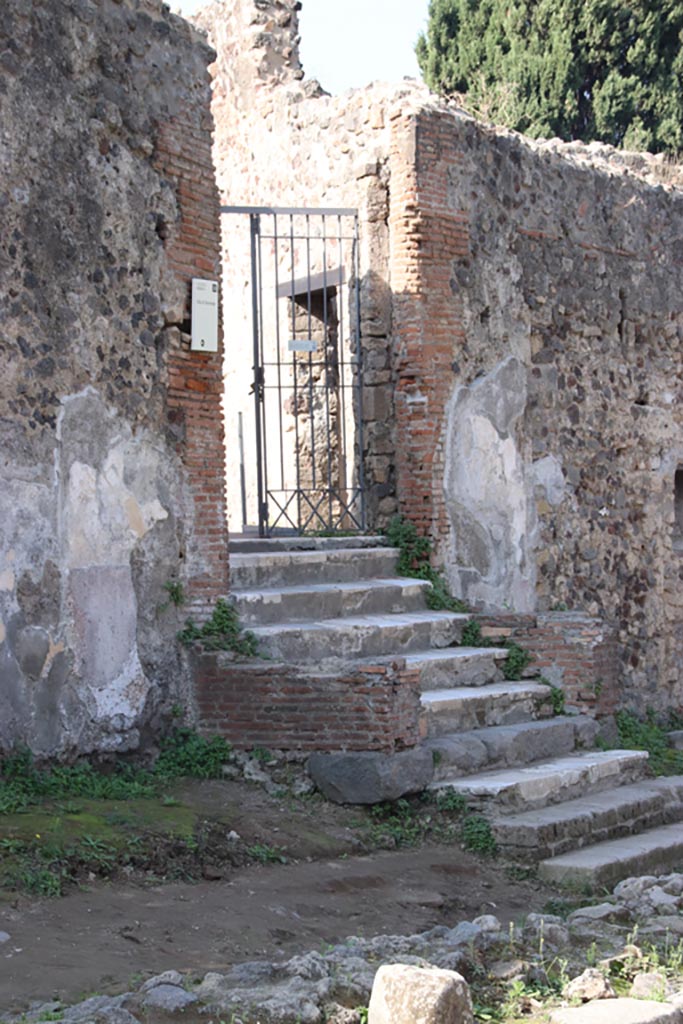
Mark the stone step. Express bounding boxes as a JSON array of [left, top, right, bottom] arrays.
[[494, 776, 683, 861], [229, 534, 387, 554], [404, 647, 509, 690], [429, 749, 649, 812], [229, 546, 399, 588], [420, 682, 552, 736], [538, 820, 683, 889], [231, 577, 432, 626], [250, 611, 468, 663], [425, 716, 599, 779]]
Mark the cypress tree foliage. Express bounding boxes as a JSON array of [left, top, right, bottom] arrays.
[[416, 0, 683, 155]]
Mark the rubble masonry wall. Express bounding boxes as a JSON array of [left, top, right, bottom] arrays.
[[0, 0, 228, 756]]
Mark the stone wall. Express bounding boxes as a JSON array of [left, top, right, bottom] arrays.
[[395, 109, 683, 711], [0, 0, 228, 756], [196, 0, 683, 712]]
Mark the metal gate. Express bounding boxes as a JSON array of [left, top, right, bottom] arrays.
[[223, 206, 365, 537]]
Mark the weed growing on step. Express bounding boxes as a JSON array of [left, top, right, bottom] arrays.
[[610, 709, 683, 776], [461, 814, 498, 856], [500, 641, 532, 681], [363, 791, 468, 849], [458, 619, 532, 681], [539, 676, 566, 716], [178, 598, 259, 656], [385, 516, 468, 613]]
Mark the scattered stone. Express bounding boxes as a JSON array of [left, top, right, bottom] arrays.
[[569, 903, 631, 925], [667, 731, 683, 751], [550, 998, 683, 1023], [489, 959, 526, 981], [564, 968, 616, 1002], [641, 916, 683, 937], [368, 964, 473, 1024], [62, 995, 130, 1022], [630, 973, 667, 1001], [307, 749, 434, 804], [140, 985, 197, 1011], [524, 913, 570, 950], [140, 970, 185, 992]]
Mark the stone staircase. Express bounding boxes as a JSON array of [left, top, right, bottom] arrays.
[[229, 535, 683, 889]]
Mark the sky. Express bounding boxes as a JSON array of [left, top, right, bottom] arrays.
[[175, 0, 429, 94]]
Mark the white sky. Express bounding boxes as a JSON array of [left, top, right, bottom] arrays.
[[174, 0, 429, 94]]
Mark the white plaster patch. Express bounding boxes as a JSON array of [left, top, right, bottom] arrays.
[[64, 444, 168, 569], [443, 356, 537, 612], [532, 455, 567, 506], [90, 645, 148, 729], [0, 568, 15, 592]]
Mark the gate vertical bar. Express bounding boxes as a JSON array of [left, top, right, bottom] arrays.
[[249, 213, 266, 537], [353, 213, 366, 531]]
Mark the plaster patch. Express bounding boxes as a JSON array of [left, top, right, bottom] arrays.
[[444, 356, 537, 611], [533, 455, 567, 506], [124, 496, 146, 537], [41, 637, 66, 679], [0, 569, 15, 592]]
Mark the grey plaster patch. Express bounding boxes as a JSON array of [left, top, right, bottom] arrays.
[[533, 455, 567, 506], [443, 356, 537, 612], [14, 625, 50, 679]]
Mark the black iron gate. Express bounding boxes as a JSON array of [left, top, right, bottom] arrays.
[[223, 206, 365, 537]]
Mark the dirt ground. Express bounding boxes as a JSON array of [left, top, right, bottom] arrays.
[[0, 778, 558, 1012]]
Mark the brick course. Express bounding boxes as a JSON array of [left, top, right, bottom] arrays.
[[389, 112, 470, 559], [477, 612, 619, 717], [154, 116, 229, 613], [195, 654, 422, 752]]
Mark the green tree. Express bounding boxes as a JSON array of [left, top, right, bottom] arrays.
[[416, 0, 683, 154]]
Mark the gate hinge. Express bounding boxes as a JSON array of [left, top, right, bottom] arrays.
[[250, 366, 265, 400], [260, 501, 269, 524]]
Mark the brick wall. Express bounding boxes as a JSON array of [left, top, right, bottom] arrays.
[[154, 116, 229, 614], [477, 612, 619, 717], [195, 654, 422, 752], [389, 111, 470, 557]]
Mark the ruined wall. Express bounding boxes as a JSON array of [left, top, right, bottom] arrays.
[[392, 108, 683, 711], [195, 0, 428, 531], [196, 0, 683, 711], [0, 0, 227, 756]]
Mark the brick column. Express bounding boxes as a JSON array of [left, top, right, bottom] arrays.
[[155, 113, 229, 614], [389, 111, 469, 559]]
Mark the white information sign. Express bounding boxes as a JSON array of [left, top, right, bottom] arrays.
[[288, 338, 317, 353], [191, 278, 219, 352]]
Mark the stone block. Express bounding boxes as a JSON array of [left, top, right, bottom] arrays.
[[550, 998, 683, 1024], [368, 964, 473, 1024], [308, 748, 434, 804]]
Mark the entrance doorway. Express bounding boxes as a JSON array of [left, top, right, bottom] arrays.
[[222, 207, 365, 537]]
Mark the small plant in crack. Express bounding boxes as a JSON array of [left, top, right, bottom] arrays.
[[178, 598, 259, 656], [459, 619, 532, 680], [386, 516, 468, 613]]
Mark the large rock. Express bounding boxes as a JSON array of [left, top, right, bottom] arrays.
[[368, 964, 473, 1024], [308, 749, 434, 804]]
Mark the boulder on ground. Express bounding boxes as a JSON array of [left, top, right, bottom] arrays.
[[368, 964, 473, 1024], [563, 968, 616, 1003], [307, 749, 434, 804]]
